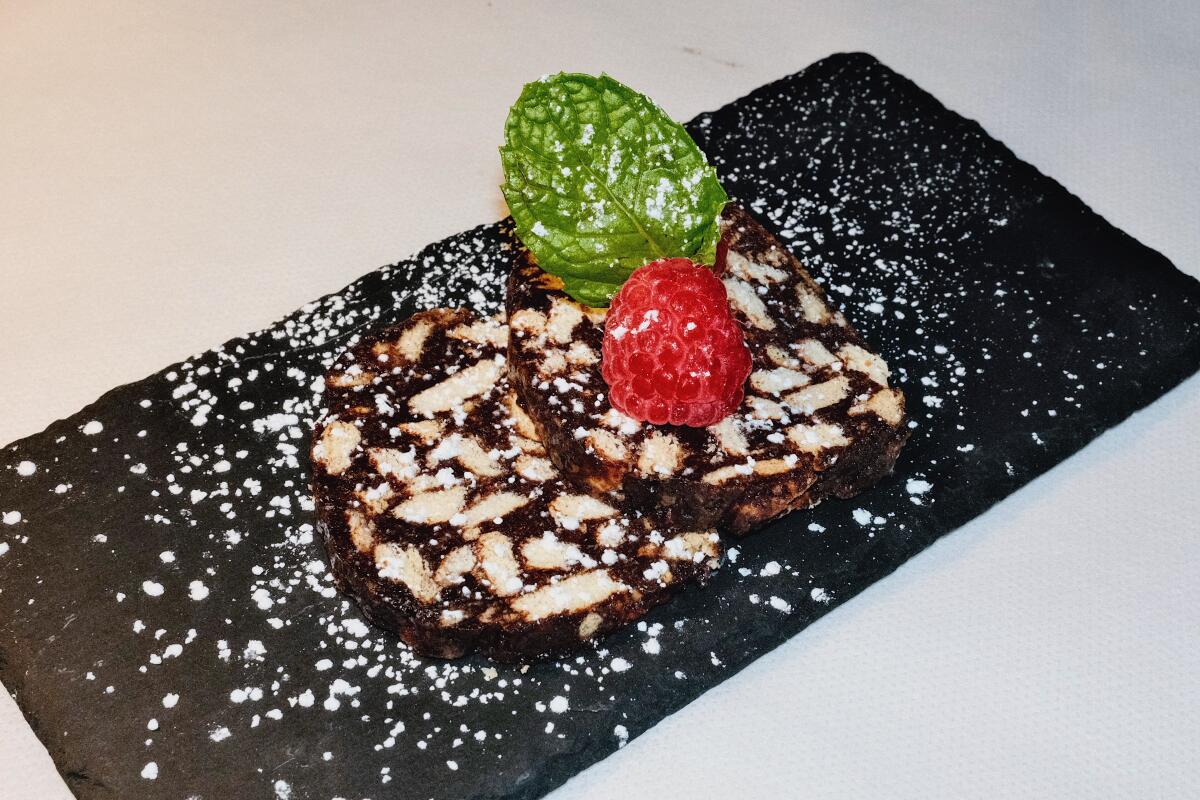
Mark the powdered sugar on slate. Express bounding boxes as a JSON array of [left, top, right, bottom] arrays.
[[1, 53, 1196, 799]]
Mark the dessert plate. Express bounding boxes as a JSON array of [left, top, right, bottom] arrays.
[[2, 52, 1198, 800]]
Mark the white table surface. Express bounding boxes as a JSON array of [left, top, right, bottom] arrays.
[[2, 2, 1198, 798]]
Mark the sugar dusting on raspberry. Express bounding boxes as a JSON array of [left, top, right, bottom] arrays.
[[601, 258, 751, 426]]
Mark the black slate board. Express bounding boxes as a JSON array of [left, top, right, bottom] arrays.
[[2, 52, 1198, 800]]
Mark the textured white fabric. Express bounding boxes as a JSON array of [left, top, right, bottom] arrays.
[[1, 2, 1197, 798]]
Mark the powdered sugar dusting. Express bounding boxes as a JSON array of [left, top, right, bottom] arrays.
[[0, 53, 1195, 797]]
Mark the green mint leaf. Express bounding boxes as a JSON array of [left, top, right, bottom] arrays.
[[501, 73, 729, 307]]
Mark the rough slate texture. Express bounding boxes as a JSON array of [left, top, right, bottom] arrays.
[[1, 52, 1198, 800]]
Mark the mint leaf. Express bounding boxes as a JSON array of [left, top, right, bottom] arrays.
[[501, 73, 729, 307]]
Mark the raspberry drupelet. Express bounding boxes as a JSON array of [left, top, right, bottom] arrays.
[[601, 258, 752, 427]]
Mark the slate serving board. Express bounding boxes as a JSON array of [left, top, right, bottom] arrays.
[[2, 52, 1198, 800]]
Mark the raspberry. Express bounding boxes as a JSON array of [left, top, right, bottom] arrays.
[[601, 258, 752, 427]]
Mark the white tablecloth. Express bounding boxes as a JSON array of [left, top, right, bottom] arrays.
[[2, 2, 1197, 797]]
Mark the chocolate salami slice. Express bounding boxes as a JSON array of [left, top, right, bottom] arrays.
[[506, 205, 910, 534], [311, 308, 720, 659]]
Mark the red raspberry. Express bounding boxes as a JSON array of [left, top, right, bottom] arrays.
[[601, 258, 752, 427]]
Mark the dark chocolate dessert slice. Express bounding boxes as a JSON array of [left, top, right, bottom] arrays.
[[506, 204, 910, 534], [311, 308, 720, 660]]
